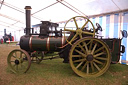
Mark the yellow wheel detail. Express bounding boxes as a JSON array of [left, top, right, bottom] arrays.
[[7, 49, 31, 73], [69, 37, 111, 78], [64, 16, 95, 45]]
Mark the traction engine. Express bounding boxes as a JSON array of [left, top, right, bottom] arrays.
[[7, 6, 126, 78]]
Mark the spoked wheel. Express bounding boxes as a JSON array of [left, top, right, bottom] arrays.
[[64, 16, 96, 45], [7, 49, 31, 73], [69, 37, 111, 78], [31, 51, 44, 64]]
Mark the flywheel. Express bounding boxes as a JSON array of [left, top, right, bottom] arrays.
[[64, 16, 96, 45]]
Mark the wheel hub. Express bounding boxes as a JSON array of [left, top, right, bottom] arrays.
[[15, 60, 20, 65], [76, 29, 82, 34], [86, 54, 93, 61]]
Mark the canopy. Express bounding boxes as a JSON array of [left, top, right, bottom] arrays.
[[0, 0, 128, 31]]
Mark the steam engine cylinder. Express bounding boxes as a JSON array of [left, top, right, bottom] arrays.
[[20, 35, 65, 51]]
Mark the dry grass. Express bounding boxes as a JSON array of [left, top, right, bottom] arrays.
[[0, 44, 128, 85]]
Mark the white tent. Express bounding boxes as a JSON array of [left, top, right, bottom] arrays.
[[0, 0, 128, 31]]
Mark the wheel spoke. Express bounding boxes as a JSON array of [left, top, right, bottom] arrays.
[[69, 34, 78, 44], [21, 62, 28, 69], [72, 55, 82, 57], [73, 58, 86, 63], [79, 34, 82, 39], [20, 63, 23, 68], [93, 62, 101, 71], [11, 61, 15, 62], [21, 62, 26, 67], [76, 61, 84, 69], [81, 61, 89, 71], [73, 18, 79, 29], [89, 40, 93, 50], [94, 47, 104, 54], [90, 62, 94, 72], [14, 52, 17, 58], [87, 40, 92, 46], [78, 44, 86, 53], [20, 52, 22, 58], [94, 52, 106, 58], [82, 31, 94, 35], [75, 49, 87, 57], [83, 42, 89, 53], [87, 63, 89, 74], [12, 55, 16, 58], [64, 28, 76, 32], [16, 65, 18, 70], [95, 57, 108, 60], [13, 64, 16, 67], [93, 59, 103, 65], [91, 43, 97, 54], [81, 20, 89, 30]]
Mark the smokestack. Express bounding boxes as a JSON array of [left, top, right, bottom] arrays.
[[4, 29, 6, 36], [25, 6, 32, 35]]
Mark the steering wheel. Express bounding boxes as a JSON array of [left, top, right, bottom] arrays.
[[121, 30, 127, 38], [64, 16, 96, 45], [96, 23, 102, 33]]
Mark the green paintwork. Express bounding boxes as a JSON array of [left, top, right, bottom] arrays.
[[31, 36, 47, 51], [49, 37, 62, 51], [102, 39, 121, 63], [31, 36, 62, 51]]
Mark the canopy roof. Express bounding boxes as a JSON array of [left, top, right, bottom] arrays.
[[0, 0, 128, 31]]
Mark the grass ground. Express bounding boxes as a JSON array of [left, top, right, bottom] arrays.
[[0, 44, 128, 85]]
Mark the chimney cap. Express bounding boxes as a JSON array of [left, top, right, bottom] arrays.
[[25, 6, 32, 10]]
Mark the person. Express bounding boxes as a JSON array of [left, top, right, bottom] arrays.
[[1, 38, 3, 44]]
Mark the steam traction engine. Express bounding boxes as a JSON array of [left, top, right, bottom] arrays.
[[7, 6, 125, 78]]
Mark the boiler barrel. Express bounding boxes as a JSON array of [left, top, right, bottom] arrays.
[[20, 35, 65, 51]]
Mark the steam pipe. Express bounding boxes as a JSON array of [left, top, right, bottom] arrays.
[[25, 6, 31, 35]]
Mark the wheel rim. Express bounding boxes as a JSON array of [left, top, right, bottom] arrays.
[[31, 51, 44, 64], [7, 49, 31, 73], [64, 16, 95, 45], [69, 38, 111, 77]]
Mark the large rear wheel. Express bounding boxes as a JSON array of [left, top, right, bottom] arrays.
[[69, 37, 111, 77]]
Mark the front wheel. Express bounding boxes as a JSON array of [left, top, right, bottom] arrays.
[[7, 49, 31, 73], [69, 37, 111, 78]]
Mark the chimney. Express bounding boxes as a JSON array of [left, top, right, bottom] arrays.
[[25, 6, 32, 35], [4, 29, 6, 36]]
